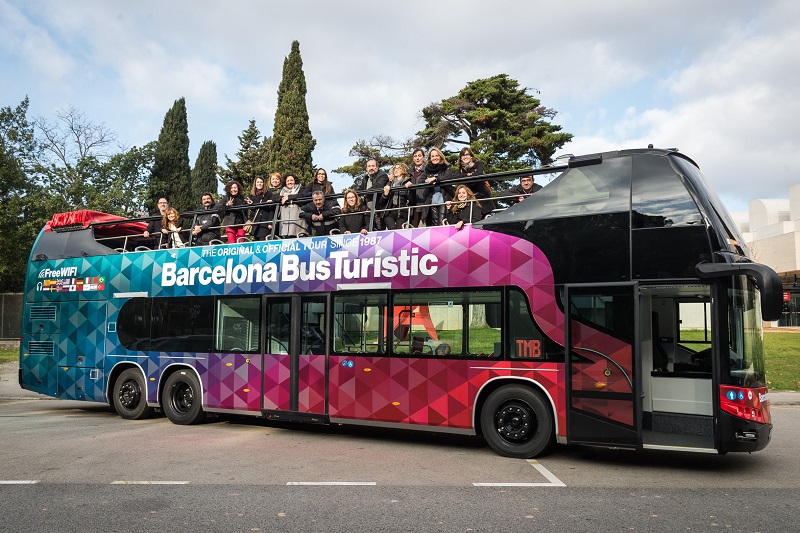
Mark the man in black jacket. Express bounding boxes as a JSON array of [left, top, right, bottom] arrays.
[[300, 191, 338, 236], [358, 158, 389, 228], [191, 192, 221, 245], [497, 175, 542, 205], [143, 196, 170, 248]]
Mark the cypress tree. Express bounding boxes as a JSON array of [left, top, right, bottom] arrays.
[[191, 140, 218, 203], [149, 97, 192, 212], [267, 40, 316, 183]]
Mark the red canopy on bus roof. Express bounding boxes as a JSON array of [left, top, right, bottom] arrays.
[[46, 210, 147, 237]]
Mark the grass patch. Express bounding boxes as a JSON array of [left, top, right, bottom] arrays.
[[0, 347, 18, 364], [0, 332, 796, 389], [764, 332, 800, 391]]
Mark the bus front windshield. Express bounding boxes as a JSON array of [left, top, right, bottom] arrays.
[[727, 276, 766, 388]]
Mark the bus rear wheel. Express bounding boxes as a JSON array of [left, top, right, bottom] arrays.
[[113, 368, 154, 420], [480, 385, 554, 458], [162, 370, 206, 425]]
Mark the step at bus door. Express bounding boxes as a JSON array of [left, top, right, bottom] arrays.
[[565, 283, 641, 449]]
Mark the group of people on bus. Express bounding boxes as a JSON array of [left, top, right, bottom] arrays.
[[143, 147, 543, 249]]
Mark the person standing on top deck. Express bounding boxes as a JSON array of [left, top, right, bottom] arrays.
[[497, 175, 542, 205], [300, 191, 337, 236], [445, 184, 482, 231], [191, 192, 221, 245], [450, 147, 494, 218], [309, 169, 337, 206], [408, 148, 426, 227], [143, 196, 170, 248], [358, 158, 389, 229], [278, 173, 307, 238], [249, 175, 276, 241], [378, 162, 413, 230], [217, 180, 251, 243], [161, 207, 187, 248], [417, 147, 452, 227], [339, 189, 370, 235]]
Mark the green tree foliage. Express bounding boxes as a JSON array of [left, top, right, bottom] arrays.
[[31, 107, 152, 217], [417, 74, 572, 172], [333, 135, 415, 188], [219, 120, 270, 190], [267, 41, 316, 183], [1, 98, 154, 291], [191, 140, 219, 202], [149, 97, 192, 212], [0, 97, 48, 292], [89, 143, 156, 216]]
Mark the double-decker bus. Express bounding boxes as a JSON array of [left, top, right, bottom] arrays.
[[19, 147, 782, 458]]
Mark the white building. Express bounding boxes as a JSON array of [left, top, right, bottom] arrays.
[[731, 184, 800, 326]]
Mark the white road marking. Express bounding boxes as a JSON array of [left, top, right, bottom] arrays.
[[111, 481, 190, 485], [0, 480, 40, 484], [286, 481, 377, 486], [473, 459, 565, 487]]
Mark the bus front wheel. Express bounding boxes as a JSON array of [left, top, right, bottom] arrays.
[[480, 385, 554, 458], [113, 368, 154, 420], [162, 370, 206, 425]]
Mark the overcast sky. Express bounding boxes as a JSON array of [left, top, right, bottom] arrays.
[[2, 0, 798, 213]]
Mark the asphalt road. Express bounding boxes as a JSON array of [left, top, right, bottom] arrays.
[[2, 362, 799, 532]]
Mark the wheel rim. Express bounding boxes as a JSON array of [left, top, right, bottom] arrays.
[[170, 381, 194, 414], [495, 400, 537, 444], [118, 379, 141, 411]]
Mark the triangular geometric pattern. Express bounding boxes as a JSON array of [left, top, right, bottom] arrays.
[[328, 355, 566, 436], [23, 225, 635, 440]]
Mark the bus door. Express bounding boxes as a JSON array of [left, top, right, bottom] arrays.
[[262, 294, 327, 420], [565, 283, 640, 449]]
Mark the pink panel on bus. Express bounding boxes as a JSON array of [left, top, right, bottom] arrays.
[[263, 353, 291, 411], [204, 353, 262, 412], [298, 354, 326, 414], [329, 355, 565, 432]]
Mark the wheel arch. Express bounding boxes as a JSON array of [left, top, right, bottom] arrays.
[[157, 363, 205, 409], [473, 376, 558, 437], [106, 361, 148, 406]]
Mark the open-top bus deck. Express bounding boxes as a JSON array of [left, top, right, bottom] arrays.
[[20, 147, 782, 457]]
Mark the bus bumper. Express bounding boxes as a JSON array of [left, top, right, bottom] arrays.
[[718, 411, 772, 453]]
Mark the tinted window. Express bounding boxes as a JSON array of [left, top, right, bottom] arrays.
[[524, 156, 631, 219], [392, 290, 501, 358], [266, 299, 290, 354], [151, 296, 214, 352], [333, 293, 387, 354], [632, 154, 702, 228], [117, 298, 151, 350], [302, 297, 326, 355], [216, 297, 260, 353]]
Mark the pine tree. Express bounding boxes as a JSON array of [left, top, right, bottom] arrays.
[[191, 140, 218, 203], [149, 97, 192, 212], [417, 74, 572, 173], [219, 120, 270, 190], [267, 41, 316, 183]]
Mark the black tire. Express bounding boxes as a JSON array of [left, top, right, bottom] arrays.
[[162, 369, 206, 425], [480, 384, 555, 458], [112, 368, 154, 420]]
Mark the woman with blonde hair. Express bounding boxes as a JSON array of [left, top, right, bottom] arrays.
[[415, 147, 452, 227], [378, 162, 413, 230], [161, 207, 186, 248], [445, 184, 481, 231]]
